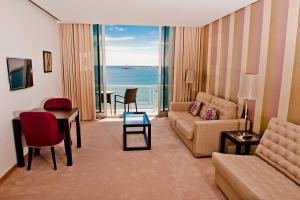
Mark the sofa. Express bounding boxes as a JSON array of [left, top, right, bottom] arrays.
[[168, 92, 246, 157], [213, 118, 300, 200]]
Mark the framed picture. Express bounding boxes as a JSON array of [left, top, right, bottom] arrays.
[[43, 51, 52, 73]]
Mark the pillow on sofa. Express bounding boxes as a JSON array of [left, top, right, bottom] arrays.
[[189, 101, 201, 116], [199, 104, 208, 119], [204, 108, 218, 120]]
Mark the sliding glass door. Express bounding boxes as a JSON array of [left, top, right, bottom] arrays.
[[93, 24, 174, 117]]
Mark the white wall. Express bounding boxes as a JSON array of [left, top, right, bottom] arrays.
[[0, 0, 62, 177]]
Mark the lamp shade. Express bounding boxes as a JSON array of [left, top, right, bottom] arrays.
[[185, 69, 194, 84], [238, 73, 258, 100]]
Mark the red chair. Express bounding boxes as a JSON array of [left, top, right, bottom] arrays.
[[44, 98, 72, 110], [20, 112, 65, 170]]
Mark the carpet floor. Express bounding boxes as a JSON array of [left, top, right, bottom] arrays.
[[0, 117, 225, 200]]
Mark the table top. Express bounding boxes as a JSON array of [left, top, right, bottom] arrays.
[[13, 108, 79, 120], [123, 112, 150, 126], [222, 130, 260, 144]]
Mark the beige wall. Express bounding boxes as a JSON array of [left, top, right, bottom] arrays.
[[0, 0, 62, 177], [200, 0, 300, 133]]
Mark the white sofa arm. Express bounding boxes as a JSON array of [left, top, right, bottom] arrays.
[[192, 119, 246, 156], [170, 102, 193, 111]]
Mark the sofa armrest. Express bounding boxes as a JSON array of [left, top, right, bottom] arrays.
[[192, 119, 247, 156], [170, 102, 193, 111]]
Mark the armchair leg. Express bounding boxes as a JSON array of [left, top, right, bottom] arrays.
[[124, 104, 126, 113], [135, 102, 137, 112], [34, 148, 40, 157], [50, 146, 57, 170], [128, 104, 130, 112], [27, 147, 33, 170]]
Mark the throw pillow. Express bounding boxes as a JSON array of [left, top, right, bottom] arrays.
[[204, 108, 218, 120], [189, 101, 201, 116], [199, 104, 208, 119]]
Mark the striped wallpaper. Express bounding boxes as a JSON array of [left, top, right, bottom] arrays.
[[200, 0, 300, 134]]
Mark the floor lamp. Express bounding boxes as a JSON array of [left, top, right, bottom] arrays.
[[185, 69, 194, 101], [238, 73, 258, 137]]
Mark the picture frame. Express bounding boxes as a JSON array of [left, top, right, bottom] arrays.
[[43, 51, 52, 73]]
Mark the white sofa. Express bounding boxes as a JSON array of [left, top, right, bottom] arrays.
[[168, 92, 246, 157], [213, 118, 300, 200]]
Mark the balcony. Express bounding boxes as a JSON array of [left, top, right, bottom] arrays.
[[96, 84, 159, 116]]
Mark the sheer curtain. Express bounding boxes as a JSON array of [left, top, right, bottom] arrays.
[[173, 27, 203, 102], [59, 24, 96, 120]]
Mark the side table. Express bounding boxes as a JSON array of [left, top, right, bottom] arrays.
[[219, 131, 260, 155]]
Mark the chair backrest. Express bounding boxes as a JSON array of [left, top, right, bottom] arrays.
[[256, 118, 300, 185], [20, 112, 64, 147], [44, 98, 72, 110], [124, 88, 138, 104]]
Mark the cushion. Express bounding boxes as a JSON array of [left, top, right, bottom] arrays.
[[209, 97, 237, 119], [189, 101, 201, 116], [255, 118, 300, 185], [204, 108, 218, 120], [212, 152, 300, 200], [199, 104, 209, 119], [195, 92, 213, 105]]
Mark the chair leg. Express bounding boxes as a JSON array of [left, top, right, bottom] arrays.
[[128, 104, 130, 112], [27, 147, 33, 170], [135, 101, 137, 112], [34, 148, 40, 157], [50, 146, 57, 170], [114, 96, 117, 115], [124, 104, 126, 113], [110, 103, 112, 115]]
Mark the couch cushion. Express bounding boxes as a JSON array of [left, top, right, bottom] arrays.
[[209, 97, 237, 119], [169, 111, 203, 140], [212, 152, 300, 200], [256, 118, 300, 185], [195, 92, 213, 105]]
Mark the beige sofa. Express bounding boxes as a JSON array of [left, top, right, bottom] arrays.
[[213, 118, 300, 200], [168, 92, 245, 157]]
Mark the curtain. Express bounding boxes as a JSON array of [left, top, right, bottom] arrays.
[[173, 27, 202, 102], [59, 24, 96, 120]]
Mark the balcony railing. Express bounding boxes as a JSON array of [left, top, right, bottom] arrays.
[[96, 85, 159, 114]]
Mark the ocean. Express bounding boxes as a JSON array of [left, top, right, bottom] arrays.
[[105, 66, 160, 110], [106, 66, 159, 85]]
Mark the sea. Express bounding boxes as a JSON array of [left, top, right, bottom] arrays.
[[105, 66, 160, 110]]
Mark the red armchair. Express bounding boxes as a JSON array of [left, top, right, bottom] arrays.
[[44, 98, 72, 110], [20, 112, 65, 170]]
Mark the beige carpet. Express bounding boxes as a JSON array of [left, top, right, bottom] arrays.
[[0, 117, 225, 200]]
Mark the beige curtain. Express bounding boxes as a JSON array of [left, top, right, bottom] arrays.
[[173, 27, 202, 102], [59, 24, 96, 120]]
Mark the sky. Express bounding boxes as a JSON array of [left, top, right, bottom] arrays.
[[105, 25, 159, 66]]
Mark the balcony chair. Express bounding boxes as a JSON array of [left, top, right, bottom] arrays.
[[20, 112, 65, 170], [114, 88, 138, 114]]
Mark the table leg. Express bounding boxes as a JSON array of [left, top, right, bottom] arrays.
[[123, 126, 127, 151], [75, 111, 81, 148], [148, 125, 151, 150], [12, 119, 25, 167], [236, 144, 241, 155], [64, 121, 73, 166], [245, 144, 251, 155], [219, 133, 226, 153]]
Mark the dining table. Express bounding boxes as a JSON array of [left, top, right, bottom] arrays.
[[12, 108, 81, 167]]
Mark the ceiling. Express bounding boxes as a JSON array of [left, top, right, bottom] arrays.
[[31, 0, 258, 27]]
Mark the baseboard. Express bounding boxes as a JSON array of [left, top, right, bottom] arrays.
[[0, 154, 28, 185]]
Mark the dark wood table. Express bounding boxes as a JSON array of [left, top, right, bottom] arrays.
[[123, 112, 151, 151], [219, 130, 260, 155], [12, 108, 81, 167]]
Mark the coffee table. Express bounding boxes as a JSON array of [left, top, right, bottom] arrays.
[[123, 112, 151, 151]]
